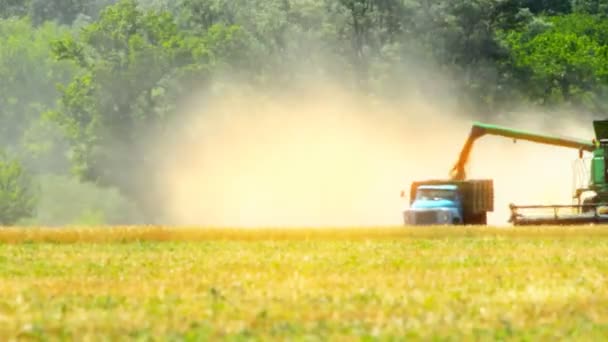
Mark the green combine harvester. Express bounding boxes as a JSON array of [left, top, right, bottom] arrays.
[[450, 119, 608, 225]]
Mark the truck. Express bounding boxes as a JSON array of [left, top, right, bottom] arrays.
[[401, 179, 494, 225]]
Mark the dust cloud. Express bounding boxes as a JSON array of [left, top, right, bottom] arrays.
[[155, 81, 596, 227]]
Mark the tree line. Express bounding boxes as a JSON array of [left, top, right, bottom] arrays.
[[1, 0, 607, 225]]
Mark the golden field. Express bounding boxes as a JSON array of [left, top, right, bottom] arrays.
[[0, 226, 608, 340]]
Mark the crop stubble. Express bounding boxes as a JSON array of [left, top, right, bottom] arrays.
[[0, 226, 607, 340]]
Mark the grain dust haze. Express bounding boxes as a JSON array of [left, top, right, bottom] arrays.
[[156, 81, 595, 227]]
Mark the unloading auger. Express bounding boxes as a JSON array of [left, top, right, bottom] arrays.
[[449, 120, 608, 225]]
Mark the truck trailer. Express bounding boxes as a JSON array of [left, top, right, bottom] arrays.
[[402, 179, 494, 225]]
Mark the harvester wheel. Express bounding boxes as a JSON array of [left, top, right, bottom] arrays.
[[583, 196, 598, 213]]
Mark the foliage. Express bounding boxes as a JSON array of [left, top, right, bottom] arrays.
[[49, 0, 251, 219], [0, 18, 75, 173], [0, 0, 118, 26], [502, 13, 608, 112], [17, 174, 142, 226], [573, 0, 608, 15], [0, 151, 36, 226], [0, 0, 28, 19]]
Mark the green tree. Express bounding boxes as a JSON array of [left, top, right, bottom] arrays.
[[1, 0, 119, 25], [20, 174, 142, 226], [503, 13, 608, 112], [29, 0, 99, 25], [524, 0, 572, 14], [0, 18, 75, 174], [50, 0, 252, 220], [573, 0, 608, 15], [0, 151, 37, 226], [0, 0, 29, 18]]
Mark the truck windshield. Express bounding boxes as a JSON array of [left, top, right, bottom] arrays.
[[416, 189, 456, 201]]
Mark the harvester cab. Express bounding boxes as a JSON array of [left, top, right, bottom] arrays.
[[448, 119, 608, 225], [593, 119, 608, 185]]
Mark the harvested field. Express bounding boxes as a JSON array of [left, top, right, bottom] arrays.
[[0, 226, 607, 340]]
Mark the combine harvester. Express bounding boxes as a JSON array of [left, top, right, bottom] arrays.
[[402, 119, 608, 226]]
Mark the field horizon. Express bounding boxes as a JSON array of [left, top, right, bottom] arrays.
[[3, 225, 608, 243]]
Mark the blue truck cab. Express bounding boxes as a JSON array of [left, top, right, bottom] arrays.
[[404, 185, 463, 225], [402, 180, 493, 226]]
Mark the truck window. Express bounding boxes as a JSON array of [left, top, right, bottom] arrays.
[[417, 189, 456, 201]]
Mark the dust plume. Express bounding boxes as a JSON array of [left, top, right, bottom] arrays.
[[155, 81, 596, 227]]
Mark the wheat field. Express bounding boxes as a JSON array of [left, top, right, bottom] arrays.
[[0, 226, 607, 340]]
